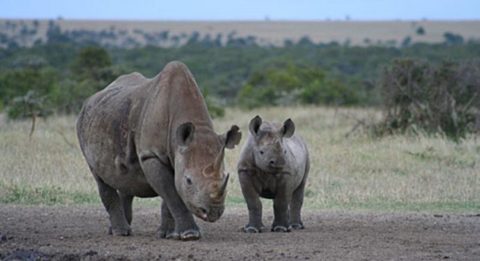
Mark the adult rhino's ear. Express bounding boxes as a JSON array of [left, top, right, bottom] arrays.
[[281, 118, 295, 138], [176, 122, 195, 147], [249, 115, 262, 136], [224, 125, 242, 149]]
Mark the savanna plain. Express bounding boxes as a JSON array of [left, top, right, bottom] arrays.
[[1, 107, 480, 260]]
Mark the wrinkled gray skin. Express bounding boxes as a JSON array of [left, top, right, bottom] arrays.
[[76, 61, 241, 241], [237, 116, 309, 233]]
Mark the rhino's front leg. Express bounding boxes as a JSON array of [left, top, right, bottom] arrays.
[[239, 170, 265, 233], [157, 201, 176, 239], [272, 182, 291, 232], [290, 177, 307, 230], [142, 158, 200, 241]]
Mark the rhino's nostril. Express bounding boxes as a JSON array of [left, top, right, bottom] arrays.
[[199, 207, 207, 214]]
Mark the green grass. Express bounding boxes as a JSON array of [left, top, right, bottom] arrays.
[[0, 107, 479, 212], [0, 182, 99, 205]]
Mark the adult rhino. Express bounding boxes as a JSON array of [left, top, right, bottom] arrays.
[[76, 61, 241, 241]]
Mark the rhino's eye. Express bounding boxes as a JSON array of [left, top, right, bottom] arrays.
[[259, 150, 264, 155], [185, 176, 192, 185], [284, 150, 287, 154]]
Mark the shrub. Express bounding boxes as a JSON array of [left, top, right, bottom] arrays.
[[70, 46, 112, 80], [0, 67, 59, 106], [443, 32, 464, 45], [378, 58, 480, 139], [236, 64, 360, 109], [7, 90, 51, 137], [202, 88, 225, 118]]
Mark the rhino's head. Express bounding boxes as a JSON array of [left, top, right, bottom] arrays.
[[248, 115, 295, 173], [174, 123, 241, 222]]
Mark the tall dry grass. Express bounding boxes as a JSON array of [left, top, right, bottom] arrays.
[[1, 107, 479, 212]]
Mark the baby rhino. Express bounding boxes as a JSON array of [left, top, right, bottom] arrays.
[[237, 115, 309, 233]]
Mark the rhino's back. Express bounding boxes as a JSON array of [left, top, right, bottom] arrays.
[[77, 72, 148, 157], [77, 72, 157, 196]]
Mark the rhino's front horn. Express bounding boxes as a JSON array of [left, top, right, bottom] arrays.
[[220, 173, 230, 195]]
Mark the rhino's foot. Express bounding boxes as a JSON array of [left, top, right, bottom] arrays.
[[179, 229, 201, 241], [165, 232, 180, 240], [271, 225, 291, 233], [159, 229, 200, 241], [242, 225, 264, 233], [157, 228, 177, 239], [290, 222, 304, 230], [108, 226, 132, 236]]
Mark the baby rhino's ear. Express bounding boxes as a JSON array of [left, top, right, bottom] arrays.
[[249, 115, 262, 136], [224, 125, 242, 149], [281, 119, 295, 138]]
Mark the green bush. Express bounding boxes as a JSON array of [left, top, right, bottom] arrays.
[[7, 90, 50, 119], [299, 78, 359, 105], [0, 67, 59, 120], [0, 67, 59, 106], [378, 58, 480, 139], [70, 46, 112, 80], [203, 88, 225, 118], [237, 64, 361, 109]]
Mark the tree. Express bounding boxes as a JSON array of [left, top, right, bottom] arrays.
[[443, 32, 464, 45], [416, 26, 426, 36], [9, 90, 49, 137], [70, 46, 112, 80], [56, 46, 125, 113], [0, 66, 59, 108], [401, 36, 412, 48]]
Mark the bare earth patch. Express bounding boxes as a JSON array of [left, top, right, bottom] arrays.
[[1, 205, 479, 260]]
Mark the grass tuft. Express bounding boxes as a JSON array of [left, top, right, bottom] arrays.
[[0, 182, 99, 205]]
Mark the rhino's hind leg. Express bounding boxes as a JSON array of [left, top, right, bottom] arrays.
[[95, 177, 131, 236], [119, 192, 134, 225]]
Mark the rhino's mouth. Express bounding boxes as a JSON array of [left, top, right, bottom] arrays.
[[191, 205, 224, 223], [268, 165, 284, 171], [262, 164, 285, 174]]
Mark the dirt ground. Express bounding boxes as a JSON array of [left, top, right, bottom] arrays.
[[1, 204, 479, 261]]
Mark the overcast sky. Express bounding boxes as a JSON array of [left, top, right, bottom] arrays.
[[1, 0, 479, 20]]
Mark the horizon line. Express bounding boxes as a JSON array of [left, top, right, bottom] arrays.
[[1, 17, 480, 23]]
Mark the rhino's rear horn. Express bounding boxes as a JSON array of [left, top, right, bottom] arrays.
[[213, 147, 225, 173]]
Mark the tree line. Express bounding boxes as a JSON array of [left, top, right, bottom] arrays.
[[0, 27, 479, 138]]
